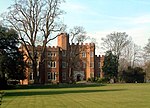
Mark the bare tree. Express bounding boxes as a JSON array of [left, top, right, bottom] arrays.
[[144, 38, 150, 62], [101, 32, 131, 79], [101, 32, 131, 59], [144, 38, 150, 54], [120, 41, 143, 73], [143, 38, 150, 82], [144, 61, 150, 82], [1, 0, 65, 83], [67, 26, 89, 82]]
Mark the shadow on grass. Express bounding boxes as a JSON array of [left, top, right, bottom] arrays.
[[5, 89, 127, 97]]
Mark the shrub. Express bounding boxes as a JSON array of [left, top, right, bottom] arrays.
[[97, 78, 108, 83]]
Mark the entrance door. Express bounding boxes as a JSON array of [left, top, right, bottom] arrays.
[[77, 74, 81, 81]]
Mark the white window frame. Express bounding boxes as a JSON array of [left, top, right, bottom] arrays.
[[90, 51, 94, 57], [62, 62, 66, 68], [82, 51, 86, 58], [53, 72, 56, 80], [48, 72, 57, 80], [48, 61, 56, 68], [83, 62, 86, 68]]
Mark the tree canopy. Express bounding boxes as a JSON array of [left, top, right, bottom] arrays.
[[101, 32, 131, 59], [102, 51, 118, 82], [122, 66, 145, 83], [2, 0, 65, 83], [0, 25, 26, 88]]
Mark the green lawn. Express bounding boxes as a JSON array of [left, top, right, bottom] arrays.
[[1, 83, 150, 108]]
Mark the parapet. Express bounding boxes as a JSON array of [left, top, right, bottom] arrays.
[[57, 32, 68, 37], [47, 46, 59, 51], [100, 55, 105, 60]]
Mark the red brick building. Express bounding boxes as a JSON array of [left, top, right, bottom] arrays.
[[21, 33, 104, 84]]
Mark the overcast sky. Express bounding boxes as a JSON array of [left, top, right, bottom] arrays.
[[0, 0, 150, 54]]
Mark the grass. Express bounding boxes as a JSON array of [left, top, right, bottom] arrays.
[[1, 83, 150, 108]]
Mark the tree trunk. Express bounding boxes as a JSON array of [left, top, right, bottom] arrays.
[[38, 45, 46, 84], [0, 75, 7, 89], [69, 67, 72, 83], [33, 60, 38, 84]]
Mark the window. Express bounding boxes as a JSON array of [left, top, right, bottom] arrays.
[[90, 62, 94, 68], [47, 72, 51, 80], [47, 52, 51, 57], [48, 72, 56, 80], [30, 72, 33, 80], [97, 72, 100, 78], [62, 51, 66, 57], [82, 51, 86, 58], [98, 62, 100, 68], [48, 52, 56, 57], [62, 62, 66, 68], [62, 72, 66, 80], [83, 62, 86, 68], [90, 52, 94, 57], [48, 61, 56, 68], [53, 72, 56, 80], [53, 53, 56, 56]]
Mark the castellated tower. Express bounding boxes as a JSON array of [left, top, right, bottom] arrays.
[[57, 33, 69, 50], [57, 33, 69, 83]]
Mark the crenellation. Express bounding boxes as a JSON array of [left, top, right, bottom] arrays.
[[47, 46, 58, 49]]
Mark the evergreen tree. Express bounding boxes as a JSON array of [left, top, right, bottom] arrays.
[[102, 51, 118, 82], [0, 25, 26, 88]]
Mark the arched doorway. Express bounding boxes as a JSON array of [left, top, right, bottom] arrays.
[[73, 71, 85, 81], [77, 74, 81, 81]]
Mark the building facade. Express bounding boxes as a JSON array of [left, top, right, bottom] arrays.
[[21, 33, 104, 84]]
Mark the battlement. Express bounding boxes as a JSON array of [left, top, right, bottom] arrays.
[[47, 46, 59, 51], [101, 55, 105, 58], [57, 32, 68, 37], [95, 55, 105, 61], [95, 55, 104, 57], [70, 42, 95, 47]]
